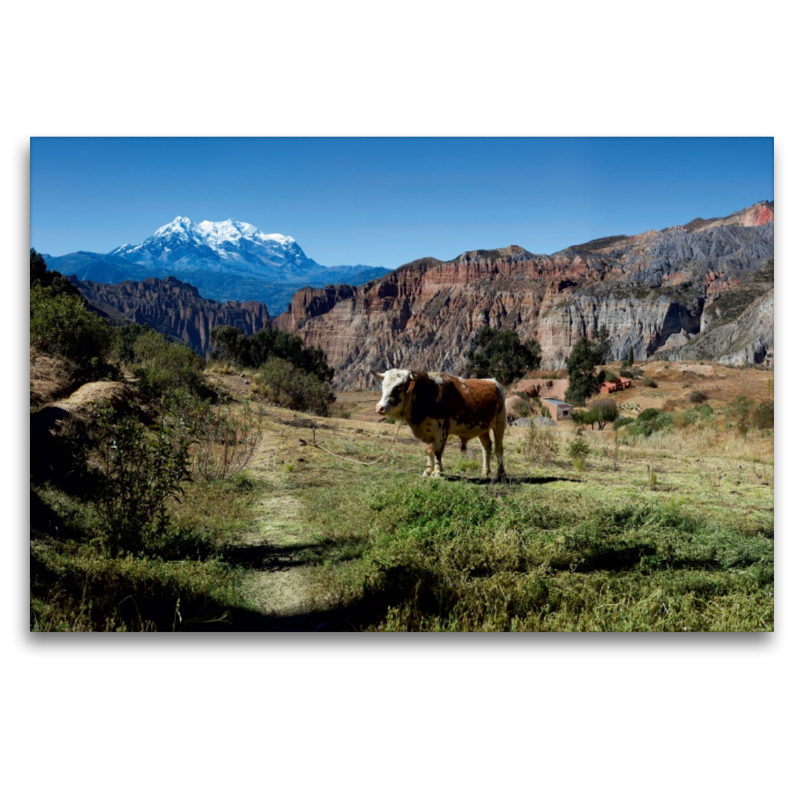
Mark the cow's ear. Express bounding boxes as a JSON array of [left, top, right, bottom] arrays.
[[370, 370, 385, 381]]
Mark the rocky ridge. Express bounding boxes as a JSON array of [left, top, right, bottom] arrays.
[[74, 276, 270, 357], [274, 202, 774, 388]]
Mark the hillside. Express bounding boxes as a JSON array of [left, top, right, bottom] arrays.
[[274, 202, 774, 388]]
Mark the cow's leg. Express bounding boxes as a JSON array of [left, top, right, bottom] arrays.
[[431, 424, 447, 477], [423, 445, 435, 477], [478, 432, 493, 476], [493, 411, 506, 477]]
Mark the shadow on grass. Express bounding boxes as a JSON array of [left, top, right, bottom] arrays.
[[443, 475, 583, 486], [225, 534, 367, 573]]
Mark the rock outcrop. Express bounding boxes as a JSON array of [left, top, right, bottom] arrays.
[[73, 276, 271, 357], [275, 202, 774, 388]]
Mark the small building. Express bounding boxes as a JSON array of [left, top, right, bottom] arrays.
[[542, 397, 573, 421], [599, 377, 632, 394]]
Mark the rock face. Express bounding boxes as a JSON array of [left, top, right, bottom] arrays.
[[275, 202, 774, 388], [74, 276, 270, 357]]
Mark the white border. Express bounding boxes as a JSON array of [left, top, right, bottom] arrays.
[[5, 3, 795, 797]]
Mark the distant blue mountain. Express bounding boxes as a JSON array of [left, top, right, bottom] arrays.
[[44, 217, 391, 314]]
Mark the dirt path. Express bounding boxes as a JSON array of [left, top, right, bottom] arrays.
[[206, 373, 337, 630]]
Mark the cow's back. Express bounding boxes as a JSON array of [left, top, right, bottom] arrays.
[[408, 373, 504, 432]]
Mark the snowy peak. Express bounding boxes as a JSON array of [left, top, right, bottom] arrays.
[[195, 218, 296, 249], [109, 216, 320, 279]]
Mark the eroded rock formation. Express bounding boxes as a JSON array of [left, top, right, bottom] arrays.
[[274, 202, 774, 388], [74, 276, 270, 357]]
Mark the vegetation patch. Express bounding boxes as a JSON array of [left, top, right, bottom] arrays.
[[302, 477, 772, 632]]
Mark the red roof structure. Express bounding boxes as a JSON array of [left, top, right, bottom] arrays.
[[599, 377, 632, 394]]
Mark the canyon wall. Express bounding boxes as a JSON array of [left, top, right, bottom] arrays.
[[275, 203, 774, 388]]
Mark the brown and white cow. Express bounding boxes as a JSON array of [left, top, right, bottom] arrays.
[[371, 369, 506, 478]]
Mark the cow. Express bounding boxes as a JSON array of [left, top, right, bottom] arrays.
[[371, 369, 506, 478]]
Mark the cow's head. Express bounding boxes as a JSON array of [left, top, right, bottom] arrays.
[[371, 368, 417, 418]]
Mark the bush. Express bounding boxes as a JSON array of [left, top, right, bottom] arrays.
[[754, 401, 774, 430], [627, 409, 672, 437], [524, 423, 560, 464], [726, 395, 773, 435], [726, 395, 756, 437], [640, 376, 658, 388], [186, 397, 264, 482], [113, 323, 152, 366], [613, 416, 634, 430], [568, 432, 590, 468], [95, 405, 192, 556], [130, 329, 207, 401], [30, 285, 114, 376], [688, 389, 709, 404], [465, 326, 542, 387], [253, 357, 335, 415]]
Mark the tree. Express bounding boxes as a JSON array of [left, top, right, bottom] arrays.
[[565, 329, 609, 406], [210, 325, 334, 383], [588, 398, 619, 430], [465, 327, 542, 387], [30, 248, 82, 299], [30, 248, 48, 287], [625, 346, 635, 368]]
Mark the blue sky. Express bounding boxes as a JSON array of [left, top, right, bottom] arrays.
[[31, 137, 773, 269]]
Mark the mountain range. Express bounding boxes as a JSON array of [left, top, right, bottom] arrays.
[[273, 201, 774, 388], [44, 217, 390, 314], [53, 202, 774, 388]]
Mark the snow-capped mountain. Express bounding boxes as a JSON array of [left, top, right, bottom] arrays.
[[110, 217, 324, 280], [46, 217, 390, 314]]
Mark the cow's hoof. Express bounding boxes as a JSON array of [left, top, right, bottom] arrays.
[[422, 469, 433, 477]]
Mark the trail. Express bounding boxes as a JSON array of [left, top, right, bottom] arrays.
[[233, 425, 325, 629]]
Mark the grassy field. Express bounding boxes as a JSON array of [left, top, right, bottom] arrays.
[[31, 360, 773, 632], [224, 360, 773, 631]]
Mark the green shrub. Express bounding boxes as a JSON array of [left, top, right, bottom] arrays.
[[613, 416, 634, 430], [568, 432, 590, 469], [626, 408, 673, 437], [640, 376, 658, 388], [30, 285, 114, 375], [113, 323, 152, 366], [94, 405, 192, 556], [130, 329, 207, 401], [253, 357, 334, 415]]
